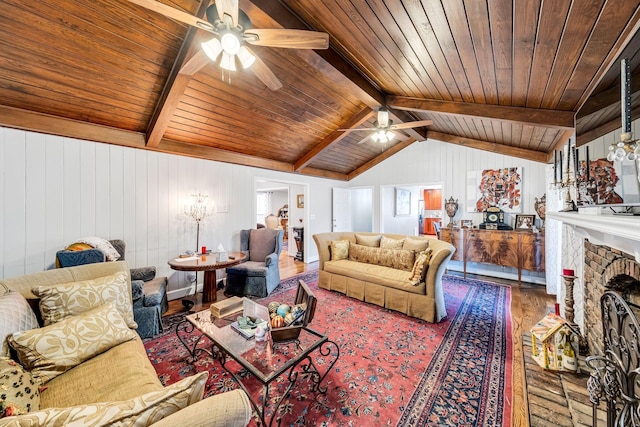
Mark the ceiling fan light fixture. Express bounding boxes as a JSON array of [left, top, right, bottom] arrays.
[[220, 51, 236, 71], [371, 130, 395, 143], [220, 32, 241, 55], [201, 38, 223, 62], [237, 46, 255, 69]]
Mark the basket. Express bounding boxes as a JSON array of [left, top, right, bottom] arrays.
[[270, 280, 317, 342]]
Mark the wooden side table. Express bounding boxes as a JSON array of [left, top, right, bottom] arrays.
[[168, 252, 246, 303]]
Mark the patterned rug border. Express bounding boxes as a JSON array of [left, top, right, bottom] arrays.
[[397, 276, 513, 426]]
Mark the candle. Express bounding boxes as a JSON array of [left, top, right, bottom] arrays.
[[201, 246, 207, 254], [575, 147, 579, 177], [586, 146, 590, 180], [559, 150, 563, 178], [555, 303, 560, 316], [566, 143, 570, 172], [563, 268, 574, 276], [554, 150, 557, 181]]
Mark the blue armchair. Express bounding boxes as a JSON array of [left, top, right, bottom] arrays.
[[225, 228, 284, 298], [55, 239, 168, 339]]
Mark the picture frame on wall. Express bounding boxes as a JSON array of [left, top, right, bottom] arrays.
[[395, 188, 411, 216], [296, 194, 304, 208], [515, 214, 535, 229]]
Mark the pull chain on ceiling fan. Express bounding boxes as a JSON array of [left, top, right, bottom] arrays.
[[340, 107, 432, 144], [127, 0, 329, 90]]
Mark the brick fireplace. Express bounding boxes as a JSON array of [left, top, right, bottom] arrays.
[[547, 211, 640, 356], [583, 241, 640, 354]]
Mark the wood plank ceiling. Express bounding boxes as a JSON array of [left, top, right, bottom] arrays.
[[1, 0, 639, 180]]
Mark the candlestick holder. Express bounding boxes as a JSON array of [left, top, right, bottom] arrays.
[[551, 170, 578, 211]]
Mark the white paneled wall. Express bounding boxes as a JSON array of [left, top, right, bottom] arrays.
[[351, 139, 548, 230], [350, 138, 548, 284], [0, 126, 343, 298]]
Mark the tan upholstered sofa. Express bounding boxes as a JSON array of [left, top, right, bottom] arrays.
[[0, 261, 251, 426], [313, 232, 455, 323]]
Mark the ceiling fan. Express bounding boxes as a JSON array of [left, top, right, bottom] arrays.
[[340, 107, 432, 144], [127, 0, 329, 91]]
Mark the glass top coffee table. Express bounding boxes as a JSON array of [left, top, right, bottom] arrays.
[[176, 310, 339, 427]]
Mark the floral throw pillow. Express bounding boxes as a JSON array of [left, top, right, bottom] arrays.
[[8, 303, 137, 384], [330, 240, 350, 260], [32, 271, 136, 329], [0, 358, 40, 418]]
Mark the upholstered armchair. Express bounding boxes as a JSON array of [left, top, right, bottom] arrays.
[[55, 239, 168, 339], [225, 228, 284, 298]]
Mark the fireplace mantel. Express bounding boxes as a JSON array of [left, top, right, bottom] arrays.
[[547, 211, 640, 261]]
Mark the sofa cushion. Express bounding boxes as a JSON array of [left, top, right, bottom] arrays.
[[0, 358, 41, 417], [355, 234, 381, 247], [226, 261, 268, 277], [9, 303, 137, 384], [348, 243, 415, 272], [324, 260, 426, 294], [380, 236, 404, 249], [2, 372, 208, 427], [402, 237, 429, 252], [32, 271, 136, 329], [249, 228, 278, 262], [39, 336, 161, 408], [0, 291, 39, 358], [330, 240, 349, 260]]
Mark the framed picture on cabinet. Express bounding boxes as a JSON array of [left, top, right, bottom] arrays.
[[461, 219, 473, 228], [515, 214, 535, 229]]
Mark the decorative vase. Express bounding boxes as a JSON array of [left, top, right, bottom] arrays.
[[535, 194, 546, 228], [445, 196, 459, 227]]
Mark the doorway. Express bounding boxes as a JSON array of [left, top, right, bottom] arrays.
[[255, 178, 308, 262], [421, 187, 443, 236]]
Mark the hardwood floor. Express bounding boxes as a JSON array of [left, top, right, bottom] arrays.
[[165, 251, 555, 427]]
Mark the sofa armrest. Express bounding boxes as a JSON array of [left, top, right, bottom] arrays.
[[131, 266, 156, 282], [149, 389, 251, 427], [424, 240, 455, 322]]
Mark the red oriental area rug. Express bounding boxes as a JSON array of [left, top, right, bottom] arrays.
[[144, 273, 512, 426]]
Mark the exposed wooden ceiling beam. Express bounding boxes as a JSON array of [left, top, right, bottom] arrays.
[[298, 166, 348, 181], [387, 96, 575, 130], [577, 73, 640, 119], [428, 131, 548, 163], [158, 138, 348, 180], [389, 109, 428, 141], [574, 6, 640, 111], [577, 105, 640, 146], [0, 105, 145, 148], [293, 108, 375, 171], [348, 138, 417, 180], [145, 0, 210, 148], [246, 0, 385, 107]]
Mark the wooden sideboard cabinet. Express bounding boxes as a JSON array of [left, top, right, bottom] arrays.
[[439, 227, 545, 283]]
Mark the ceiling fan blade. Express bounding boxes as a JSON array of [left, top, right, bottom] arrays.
[[245, 49, 282, 91], [338, 127, 379, 132], [126, 0, 215, 32], [390, 120, 433, 130], [245, 29, 329, 49], [356, 134, 372, 145], [215, 0, 238, 27]]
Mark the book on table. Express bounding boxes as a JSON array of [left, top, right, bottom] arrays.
[[210, 296, 244, 318]]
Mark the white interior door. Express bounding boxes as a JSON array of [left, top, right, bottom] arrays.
[[332, 188, 352, 232]]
